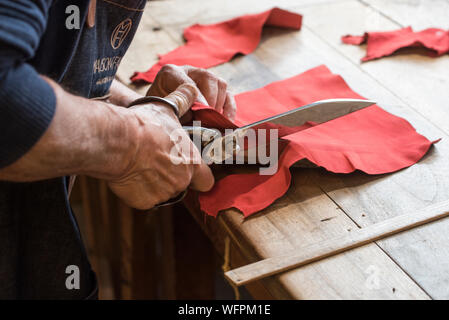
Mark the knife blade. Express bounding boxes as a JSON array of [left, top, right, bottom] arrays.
[[202, 98, 376, 164], [240, 98, 376, 131]]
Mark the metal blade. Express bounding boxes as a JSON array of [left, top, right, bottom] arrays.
[[238, 98, 376, 133], [202, 98, 376, 164]]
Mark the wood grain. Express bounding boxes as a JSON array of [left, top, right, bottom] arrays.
[[145, 0, 342, 27], [300, 0, 449, 135], [185, 171, 429, 299], [297, 0, 449, 298], [226, 200, 449, 286]]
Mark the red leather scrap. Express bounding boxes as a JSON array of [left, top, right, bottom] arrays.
[[195, 65, 435, 217], [131, 8, 302, 83], [342, 27, 449, 61]]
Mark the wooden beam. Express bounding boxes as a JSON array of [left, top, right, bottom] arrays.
[[225, 200, 449, 286]]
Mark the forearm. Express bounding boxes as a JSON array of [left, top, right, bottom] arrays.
[[108, 79, 142, 107], [0, 77, 138, 182], [0, 78, 214, 209]]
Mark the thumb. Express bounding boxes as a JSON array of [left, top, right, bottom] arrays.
[[164, 83, 199, 117], [190, 160, 215, 192], [189, 139, 215, 192]]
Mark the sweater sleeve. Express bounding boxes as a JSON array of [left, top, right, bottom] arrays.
[[0, 0, 56, 168]]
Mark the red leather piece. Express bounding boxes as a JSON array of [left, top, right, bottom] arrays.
[[342, 27, 449, 61], [131, 8, 302, 83], [196, 65, 435, 217]]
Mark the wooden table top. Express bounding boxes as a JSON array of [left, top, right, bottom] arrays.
[[117, 0, 449, 299]]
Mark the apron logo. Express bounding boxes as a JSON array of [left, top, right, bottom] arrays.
[[111, 18, 132, 49]]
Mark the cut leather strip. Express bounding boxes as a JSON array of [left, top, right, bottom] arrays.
[[130, 8, 302, 83], [195, 65, 436, 217], [342, 27, 449, 61]]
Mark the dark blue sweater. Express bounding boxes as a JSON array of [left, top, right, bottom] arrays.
[[0, 0, 59, 168], [0, 0, 146, 298]]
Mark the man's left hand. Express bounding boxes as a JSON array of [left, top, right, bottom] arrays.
[[147, 64, 237, 121]]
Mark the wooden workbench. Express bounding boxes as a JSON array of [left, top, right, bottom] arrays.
[[106, 0, 449, 299]]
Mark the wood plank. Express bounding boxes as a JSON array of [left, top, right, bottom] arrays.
[[76, 176, 117, 299], [184, 193, 293, 299], [202, 172, 428, 299], [226, 200, 449, 286], [184, 177, 429, 299], [363, 0, 449, 29], [291, 0, 449, 298], [227, 238, 276, 299], [145, 0, 345, 27], [171, 203, 216, 299]]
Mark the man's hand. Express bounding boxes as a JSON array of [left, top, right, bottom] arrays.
[[107, 84, 214, 209], [148, 64, 237, 121], [0, 79, 214, 210]]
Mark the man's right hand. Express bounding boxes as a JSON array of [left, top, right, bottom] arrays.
[[107, 84, 214, 210], [0, 79, 214, 210]]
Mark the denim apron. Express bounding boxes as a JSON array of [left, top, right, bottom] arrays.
[[0, 0, 146, 299]]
